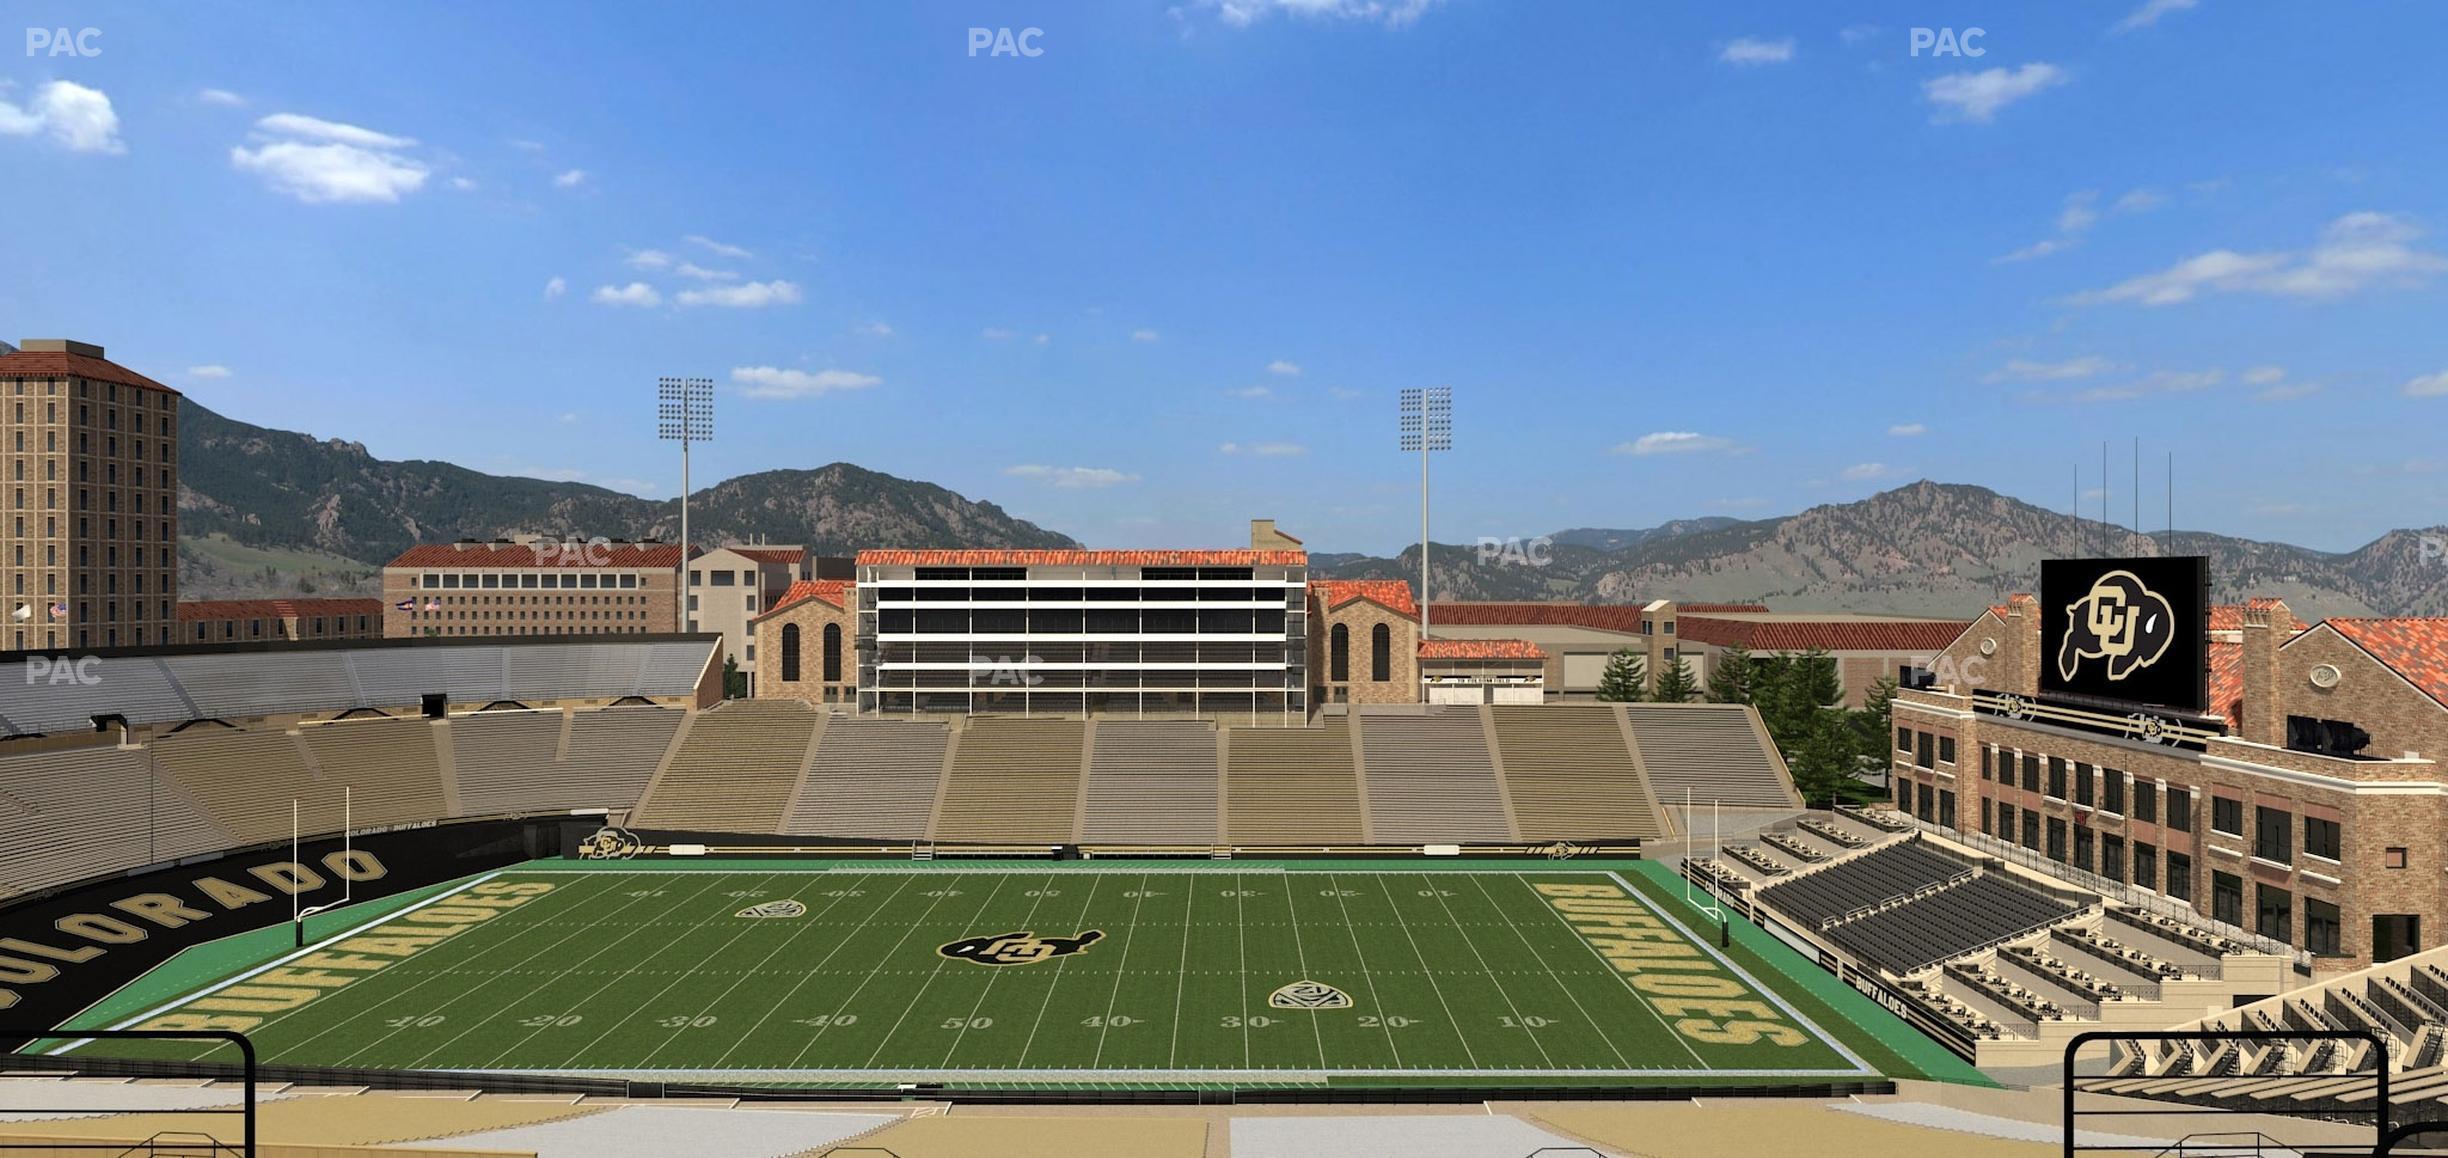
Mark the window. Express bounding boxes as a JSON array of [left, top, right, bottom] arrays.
[[2022, 752, 2040, 794], [2375, 915, 2421, 963], [1897, 725, 1911, 752], [2306, 898, 2342, 957], [2166, 851, 2193, 902], [2134, 842, 2158, 891], [1329, 623, 1350, 681], [1916, 782, 1933, 822], [2386, 847, 2410, 870], [711, 570, 734, 586], [1916, 731, 1933, 769], [1981, 745, 1994, 780], [1369, 622, 1391, 682], [1939, 789, 1956, 829], [2073, 826, 2093, 872], [1982, 798, 1995, 835], [2047, 817, 2067, 862], [821, 623, 842, 683], [2166, 786, 2193, 832], [1895, 778, 1911, 811], [2047, 757, 2067, 799], [2073, 761, 2093, 806], [2211, 795, 2243, 836], [780, 624, 801, 682], [2103, 834, 2125, 883], [2253, 805, 2292, 864], [1938, 736, 1956, 765], [2304, 816, 2340, 862], [2133, 780, 2157, 824], [2256, 883, 2292, 944], [2021, 809, 2039, 850], [2102, 768, 2125, 814], [2212, 871, 2243, 927]]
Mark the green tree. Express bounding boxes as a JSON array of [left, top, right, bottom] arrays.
[[1704, 644, 1755, 705], [1594, 648, 1648, 702], [1784, 709, 1861, 809], [1650, 656, 1699, 703], [1852, 674, 1900, 768], [722, 656, 748, 699]]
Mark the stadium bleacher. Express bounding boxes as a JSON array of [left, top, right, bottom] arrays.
[[931, 717, 1087, 844], [1078, 719, 1222, 844], [1358, 707, 1512, 843], [1223, 723, 1365, 844], [1624, 702, 1802, 809], [153, 727, 320, 846], [0, 746, 227, 896], [297, 716, 450, 830], [629, 699, 819, 833], [1829, 874, 2081, 975], [1756, 838, 1970, 928], [1489, 704, 1668, 840]]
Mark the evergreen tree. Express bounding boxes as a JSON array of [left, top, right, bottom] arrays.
[[1594, 648, 1647, 702], [722, 656, 748, 699], [1704, 644, 1754, 704], [1650, 656, 1700, 703], [1789, 648, 1843, 713], [1784, 709, 1860, 809], [1852, 674, 1900, 768]]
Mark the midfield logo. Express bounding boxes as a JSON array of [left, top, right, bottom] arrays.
[[2057, 570, 2176, 684], [1268, 980, 1353, 1010], [736, 899, 806, 919], [938, 929, 1104, 967]]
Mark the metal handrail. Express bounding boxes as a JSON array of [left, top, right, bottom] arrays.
[[0, 1030, 253, 1155]]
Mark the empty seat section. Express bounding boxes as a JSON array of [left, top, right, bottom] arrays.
[[631, 700, 816, 833], [447, 710, 569, 815], [1756, 839, 1967, 928], [1080, 720, 1220, 844], [298, 717, 449, 831], [0, 746, 227, 893], [1830, 874, 2078, 974], [786, 718, 948, 839], [558, 706, 682, 811], [1360, 709, 1509, 843], [154, 728, 319, 845], [1624, 703, 1800, 809], [1489, 705, 1666, 840], [933, 718, 1086, 844], [1224, 726, 1363, 844]]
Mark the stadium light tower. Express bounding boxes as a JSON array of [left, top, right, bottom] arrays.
[[1399, 387, 1451, 641], [657, 377, 714, 630]]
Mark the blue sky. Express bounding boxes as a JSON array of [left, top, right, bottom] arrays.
[[4, 0, 2444, 555]]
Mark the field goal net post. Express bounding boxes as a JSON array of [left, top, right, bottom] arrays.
[[292, 787, 353, 948], [1678, 787, 1728, 934]]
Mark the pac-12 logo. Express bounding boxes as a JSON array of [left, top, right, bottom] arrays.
[[2058, 570, 2176, 683], [939, 929, 1103, 966], [1268, 980, 1353, 1010]]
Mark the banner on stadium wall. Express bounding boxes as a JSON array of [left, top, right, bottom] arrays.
[[2039, 555, 2210, 714], [0, 819, 545, 1046]]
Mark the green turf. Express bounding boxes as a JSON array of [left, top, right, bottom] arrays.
[[64, 862, 1891, 1089]]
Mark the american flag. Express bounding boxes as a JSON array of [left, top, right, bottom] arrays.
[[48, 602, 66, 621]]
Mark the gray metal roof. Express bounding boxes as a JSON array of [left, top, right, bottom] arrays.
[[0, 637, 716, 738]]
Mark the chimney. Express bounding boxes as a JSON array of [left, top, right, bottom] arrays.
[[2002, 593, 2041, 695], [18, 339, 105, 359], [1250, 519, 1303, 550], [2238, 598, 2292, 747]]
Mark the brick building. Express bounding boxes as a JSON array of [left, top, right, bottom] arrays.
[[1893, 593, 2448, 972], [177, 597, 383, 644], [749, 578, 856, 707], [382, 539, 691, 637], [1310, 579, 1418, 705], [0, 339, 180, 650]]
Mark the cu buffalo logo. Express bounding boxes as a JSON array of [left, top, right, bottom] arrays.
[[2057, 570, 2176, 684], [938, 929, 1103, 967]]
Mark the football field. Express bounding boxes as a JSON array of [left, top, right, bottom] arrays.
[[63, 862, 1888, 1088]]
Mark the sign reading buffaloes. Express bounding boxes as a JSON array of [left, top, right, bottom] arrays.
[[2039, 556, 2209, 713], [938, 929, 1103, 966]]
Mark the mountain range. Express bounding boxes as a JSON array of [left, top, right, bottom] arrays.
[[173, 402, 2448, 619]]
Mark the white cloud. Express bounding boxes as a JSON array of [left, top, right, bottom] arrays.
[[2072, 386, 2148, 403], [2058, 191, 2101, 236], [2070, 212, 2448, 305], [2115, 0, 2199, 33], [2406, 370, 2448, 398], [1193, 0, 1439, 28], [197, 88, 248, 108], [1227, 385, 1273, 399], [590, 282, 661, 308], [673, 262, 736, 281], [1132, 328, 1160, 342], [855, 321, 895, 337], [730, 365, 881, 399], [2139, 368, 2225, 392], [1838, 25, 1880, 45], [1888, 423, 1927, 437], [1004, 464, 1139, 489], [552, 168, 587, 188], [2113, 188, 2168, 214], [1266, 359, 1302, 376], [1840, 462, 1897, 481], [1033, 332, 1052, 345], [557, 412, 579, 424], [187, 365, 232, 380], [685, 234, 753, 259], [626, 249, 673, 270], [2255, 381, 2322, 402], [981, 327, 1017, 340], [1983, 356, 2120, 383], [543, 276, 567, 300], [2242, 365, 2286, 386], [0, 80, 126, 154], [449, 176, 477, 191], [1328, 386, 1365, 400], [1719, 37, 1796, 65], [1615, 431, 1739, 456], [1996, 238, 2076, 264], [675, 279, 802, 308], [1218, 441, 1307, 457], [230, 112, 427, 203], [1923, 63, 2068, 123]]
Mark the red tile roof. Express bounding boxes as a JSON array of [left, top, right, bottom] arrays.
[[2199, 605, 2313, 721], [1674, 615, 1970, 654], [385, 542, 694, 568], [2324, 618, 2448, 710], [1314, 579, 1419, 619], [752, 579, 854, 622], [1430, 601, 1648, 633], [0, 348, 179, 395], [726, 547, 809, 565], [1419, 638, 1545, 660], [855, 549, 1305, 567], [177, 598, 383, 621], [1676, 602, 1771, 613], [2210, 603, 2309, 633]]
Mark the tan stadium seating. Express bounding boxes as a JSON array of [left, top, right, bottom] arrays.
[[297, 717, 449, 832], [1359, 707, 1510, 844], [1079, 720, 1221, 844], [784, 716, 949, 839], [629, 699, 817, 833], [1223, 724, 1363, 844], [1490, 704, 1668, 840], [0, 745, 228, 895], [555, 705, 682, 810], [932, 717, 1086, 844], [153, 727, 322, 846], [1623, 701, 1802, 809], [445, 709, 566, 816]]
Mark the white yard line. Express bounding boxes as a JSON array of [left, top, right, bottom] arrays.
[[711, 873, 927, 1069], [1460, 872, 1646, 1071], [851, 874, 1021, 1071], [1087, 873, 1153, 1068], [1326, 873, 1404, 1066], [1370, 875, 1482, 1069], [1418, 876, 1559, 1069], [940, 873, 1060, 1064]]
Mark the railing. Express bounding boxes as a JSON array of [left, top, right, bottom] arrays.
[[1897, 811, 2308, 966], [2064, 1028, 2388, 1156], [0, 1029, 253, 1154], [1822, 866, 1978, 931]]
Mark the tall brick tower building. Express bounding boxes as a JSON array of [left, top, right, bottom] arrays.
[[0, 340, 181, 650]]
